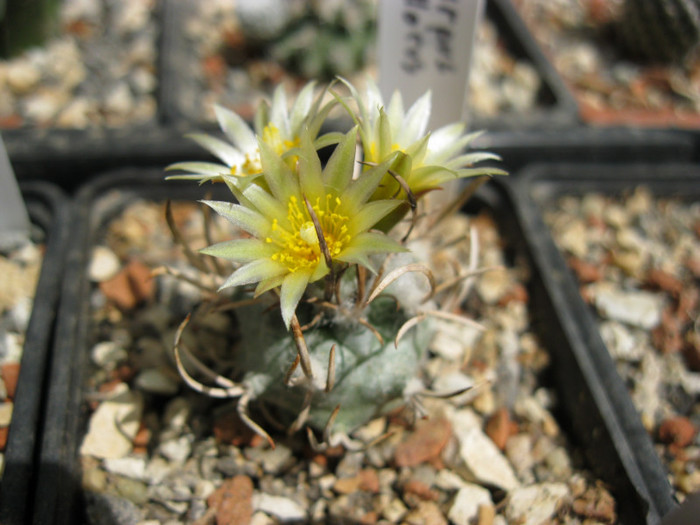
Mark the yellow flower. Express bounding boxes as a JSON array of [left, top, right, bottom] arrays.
[[166, 82, 336, 188], [200, 127, 407, 328], [339, 77, 506, 200]]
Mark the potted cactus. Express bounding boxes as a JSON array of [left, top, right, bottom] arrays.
[[36, 80, 656, 524], [160, 77, 506, 443]]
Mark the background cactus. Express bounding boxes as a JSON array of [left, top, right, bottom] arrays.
[[616, 0, 700, 63], [234, 0, 377, 81]]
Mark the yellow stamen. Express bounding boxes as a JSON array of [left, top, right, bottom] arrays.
[[269, 194, 351, 273]]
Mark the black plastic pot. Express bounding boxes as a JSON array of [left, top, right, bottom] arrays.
[[1, 1, 181, 192], [474, 127, 696, 176], [33, 169, 225, 525], [506, 163, 700, 524], [159, 0, 578, 131], [470, 0, 579, 130], [0, 181, 69, 525], [35, 167, 675, 523]]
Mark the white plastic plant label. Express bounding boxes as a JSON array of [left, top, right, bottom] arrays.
[[0, 134, 29, 249], [377, 0, 485, 129]]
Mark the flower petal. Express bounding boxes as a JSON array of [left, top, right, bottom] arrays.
[[165, 161, 229, 177], [280, 271, 312, 329], [200, 238, 274, 262], [386, 90, 404, 138], [220, 258, 288, 290], [338, 231, 407, 268], [322, 126, 358, 194], [341, 152, 400, 212], [214, 105, 258, 154], [398, 90, 431, 145], [259, 139, 297, 202], [186, 133, 245, 167], [242, 184, 287, 222], [255, 274, 286, 297], [290, 81, 316, 134], [270, 84, 290, 137], [350, 199, 403, 234], [298, 131, 325, 201], [201, 200, 269, 237]]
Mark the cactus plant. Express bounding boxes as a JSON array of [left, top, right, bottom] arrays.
[[616, 0, 700, 63], [233, 0, 377, 81], [166, 79, 506, 445]]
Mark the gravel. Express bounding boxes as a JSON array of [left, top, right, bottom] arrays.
[[76, 196, 618, 523], [545, 186, 700, 501]]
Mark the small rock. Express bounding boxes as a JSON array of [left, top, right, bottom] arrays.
[[89, 246, 121, 282], [557, 220, 589, 258], [80, 386, 143, 459], [505, 483, 570, 525], [647, 268, 684, 296], [447, 484, 492, 524], [0, 363, 20, 399], [135, 367, 180, 395], [102, 456, 147, 480], [430, 320, 482, 360], [333, 469, 380, 494], [253, 493, 306, 522], [592, 284, 665, 329], [163, 396, 192, 431], [380, 495, 408, 523], [451, 409, 520, 491], [477, 502, 496, 525], [0, 333, 23, 363], [0, 402, 13, 426], [567, 257, 602, 283], [505, 433, 535, 482], [514, 396, 560, 437], [99, 259, 154, 310], [476, 268, 512, 305], [6, 61, 41, 94], [544, 447, 573, 480], [571, 484, 616, 522], [208, 475, 254, 525], [394, 417, 452, 467], [159, 435, 193, 463], [599, 321, 646, 361], [353, 417, 387, 444], [91, 341, 128, 370], [259, 444, 293, 475], [104, 82, 134, 116], [404, 501, 447, 525], [658, 417, 697, 448], [485, 407, 517, 450]]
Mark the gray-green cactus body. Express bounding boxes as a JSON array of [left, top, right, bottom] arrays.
[[235, 294, 433, 434]]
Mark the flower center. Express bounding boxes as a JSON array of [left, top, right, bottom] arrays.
[[367, 141, 401, 163], [228, 124, 301, 178], [230, 151, 263, 177], [267, 194, 351, 273]]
